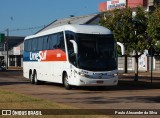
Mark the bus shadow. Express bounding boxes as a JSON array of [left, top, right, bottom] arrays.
[[42, 79, 160, 91], [81, 96, 160, 104], [0, 81, 29, 86], [72, 74, 160, 91]]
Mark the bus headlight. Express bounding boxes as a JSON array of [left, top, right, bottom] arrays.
[[113, 73, 118, 77], [78, 72, 90, 78], [79, 73, 85, 77]]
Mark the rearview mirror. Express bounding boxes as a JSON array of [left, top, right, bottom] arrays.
[[117, 42, 125, 55], [70, 40, 78, 54]]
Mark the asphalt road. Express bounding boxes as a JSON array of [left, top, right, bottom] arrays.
[[0, 70, 160, 118]]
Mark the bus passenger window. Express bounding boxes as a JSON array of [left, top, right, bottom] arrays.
[[32, 38, 37, 51], [28, 39, 32, 51], [24, 40, 28, 51], [37, 37, 43, 51], [43, 36, 49, 50], [49, 34, 58, 49]]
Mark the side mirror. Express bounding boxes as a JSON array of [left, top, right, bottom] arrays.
[[117, 42, 125, 55], [70, 40, 78, 54]]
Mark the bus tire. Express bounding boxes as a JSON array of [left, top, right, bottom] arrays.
[[64, 73, 72, 90], [33, 72, 40, 85], [29, 72, 34, 84]]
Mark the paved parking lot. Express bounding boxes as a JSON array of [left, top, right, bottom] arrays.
[[0, 70, 159, 117]]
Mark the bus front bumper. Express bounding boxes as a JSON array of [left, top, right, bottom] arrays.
[[69, 75, 118, 86]]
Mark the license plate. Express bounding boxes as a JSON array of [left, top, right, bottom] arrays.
[[97, 81, 104, 84]]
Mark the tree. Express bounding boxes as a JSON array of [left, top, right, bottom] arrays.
[[147, 6, 160, 56], [154, 0, 160, 6], [100, 7, 148, 81], [131, 7, 148, 81], [100, 8, 133, 73]]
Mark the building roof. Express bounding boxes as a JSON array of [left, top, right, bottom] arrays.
[[36, 14, 100, 34], [0, 36, 24, 51]]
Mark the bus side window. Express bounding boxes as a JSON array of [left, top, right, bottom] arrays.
[[49, 34, 58, 49], [28, 39, 32, 52], [67, 35, 74, 55], [24, 40, 28, 51], [37, 37, 43, 51], [57, 32, 65, 51], [43, 36, 49, 50], [32, 38, 37, 51]]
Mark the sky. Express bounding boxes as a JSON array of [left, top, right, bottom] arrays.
[[0, 0, 105, 36]]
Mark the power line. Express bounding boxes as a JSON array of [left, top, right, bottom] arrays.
[[9, 25, 45, 32], [0, 25, 45, 33]]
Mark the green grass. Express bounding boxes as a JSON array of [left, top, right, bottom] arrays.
[[0, 89, 71, 109], [0, 89, 110, 118]]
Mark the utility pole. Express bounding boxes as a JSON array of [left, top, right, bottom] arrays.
[[6, 28, 9, 69]]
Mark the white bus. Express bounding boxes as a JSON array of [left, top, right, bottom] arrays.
[[23, 24, 124, 89]]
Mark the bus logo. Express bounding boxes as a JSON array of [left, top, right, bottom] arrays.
[[30, 51, 47, 61], [39, 51, 47, 61]]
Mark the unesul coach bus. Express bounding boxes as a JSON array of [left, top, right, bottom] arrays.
[[23, 24, 124, 89]]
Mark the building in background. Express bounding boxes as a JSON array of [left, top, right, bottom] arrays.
[[0, 36, 24, 68], [127, 0, 148, 8], [99, 0, 155, 12], [99, 0, 126, 12], [36, 14, 100, 33]]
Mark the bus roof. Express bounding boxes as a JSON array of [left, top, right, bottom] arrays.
[[25, 24, 112, 40]]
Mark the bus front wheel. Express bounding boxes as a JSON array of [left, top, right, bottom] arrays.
[[64, 73, 72, 90]]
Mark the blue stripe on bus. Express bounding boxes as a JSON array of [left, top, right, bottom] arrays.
[[23, 51, 39, 62]]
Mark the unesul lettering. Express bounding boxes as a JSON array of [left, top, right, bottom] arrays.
[[30, 51, 47, 61]]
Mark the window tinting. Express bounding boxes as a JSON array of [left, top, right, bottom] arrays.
[[57, 32, 65, 50], [24, 40, 28, 51], [25, 32, 65, 52], [48, 34, 57, 49], [43, 36, 49, 50], [32, 38, 37, 51], [28, 39, 32, 51], [37, 37, 43, 51]]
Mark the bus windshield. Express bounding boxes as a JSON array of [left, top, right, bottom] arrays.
[[77, 34, 117, 71]]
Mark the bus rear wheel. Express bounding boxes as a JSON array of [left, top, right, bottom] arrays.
[[33, 72, 41, 85], [64, 73, 72, 90], [29, 73, 34, 84]]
